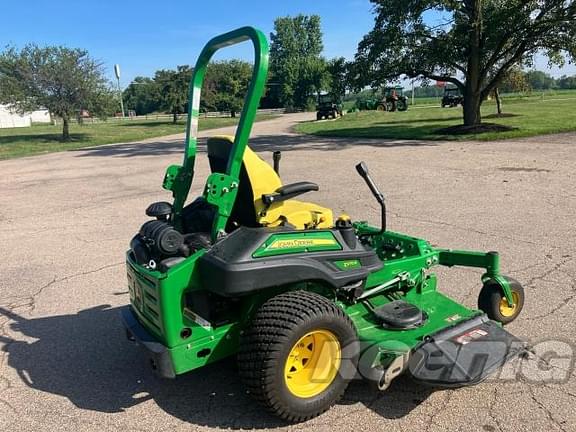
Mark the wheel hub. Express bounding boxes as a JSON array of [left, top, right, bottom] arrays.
[[499, 292, 520, 317], [284, 330, 341, 398]]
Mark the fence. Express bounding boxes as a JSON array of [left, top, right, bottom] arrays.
[[52, 108, 286, 125]]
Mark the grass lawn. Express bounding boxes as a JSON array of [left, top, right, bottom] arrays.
[[343, 88, 576, 110], [297, 97, 576, 141], [0, 115, 277, 160]]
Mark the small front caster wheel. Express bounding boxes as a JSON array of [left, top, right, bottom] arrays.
[[478, 277, 525, 325]]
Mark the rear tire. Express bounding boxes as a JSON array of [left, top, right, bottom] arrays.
[[478, 277, 525, 325], [238, 291, 359, 422]]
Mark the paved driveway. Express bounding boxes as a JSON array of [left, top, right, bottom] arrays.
[[1, 113, 575, 431]]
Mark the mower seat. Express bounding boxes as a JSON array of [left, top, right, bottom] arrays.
[[207, 136, 333, 230]]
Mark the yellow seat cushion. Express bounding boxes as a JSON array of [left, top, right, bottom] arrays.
[[207, 136, 333, 229]]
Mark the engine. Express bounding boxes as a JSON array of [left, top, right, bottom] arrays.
[[130, 199, 213, 271]]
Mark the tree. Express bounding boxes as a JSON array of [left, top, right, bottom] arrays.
[[558, 74, 576, 89], [500, 67, 531, 94], [270, 15, 326, 109], [525, 70, 556, 90], [327, 57, 348, 98], [354, 0, 576, 126], [154, 65, 192, 124], [203, 60, 252, 117], [493, 66, 531, 114], [123, 76, 160, 115], [0, 44, 114, 140]]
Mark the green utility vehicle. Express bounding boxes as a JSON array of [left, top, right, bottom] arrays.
[[316, 94, 343, 120], [442, 87, 464, 108], [122, 27, 525, 423]]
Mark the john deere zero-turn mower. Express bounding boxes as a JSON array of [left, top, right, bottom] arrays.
[[121, 27, 526, 423]]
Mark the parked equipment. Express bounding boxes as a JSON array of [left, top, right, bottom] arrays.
[[121, 27, 526, 423], [442, 87, 464, 107], [383, 86, 409, 112], [316, 94, 343, 120]]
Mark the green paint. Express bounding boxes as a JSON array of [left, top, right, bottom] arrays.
[[164, 26, 269, 236], [253, 231, 342, 258]]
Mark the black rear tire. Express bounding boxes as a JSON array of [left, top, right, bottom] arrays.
[[238, 290, 359, 422]]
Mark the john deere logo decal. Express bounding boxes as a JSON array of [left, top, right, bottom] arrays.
[[268, 238, 336, 249], [253, 232, 342, 258]]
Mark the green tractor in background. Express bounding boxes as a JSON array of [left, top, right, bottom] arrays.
[[121, 27, 526, 423], [350, 86, 409, 112], [351, 96, 382, 112], [316, 93, 343, 120], [383, 86, 409, 112]]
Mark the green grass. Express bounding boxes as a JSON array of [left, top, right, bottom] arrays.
[[0, 115, 277, 160], [298, 97, 576, 141], [344, 88, 576, 110]]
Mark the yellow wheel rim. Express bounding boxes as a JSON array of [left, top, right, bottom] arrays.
[[499, 292, 520, 318], [284, 330, 341, 398]]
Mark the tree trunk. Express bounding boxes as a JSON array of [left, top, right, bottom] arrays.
[[463, 86, 482, 126], [463, 0, 483, 126], [495, 87, 502, 115], [172, 111, 178, 124], [62, 116, 70, 141]]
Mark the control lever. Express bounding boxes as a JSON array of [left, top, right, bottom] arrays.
[[273, 151, 282, 175], [355, 161, 387, 233]]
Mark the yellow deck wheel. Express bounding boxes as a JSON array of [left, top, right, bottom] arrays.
[[284, 330, 341, 398], [499, 292, 520, 318]]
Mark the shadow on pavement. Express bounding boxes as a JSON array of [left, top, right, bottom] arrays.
[[0, 133, 89, 145], [74, 134, 438, 158], [0, 305, 431, 429]]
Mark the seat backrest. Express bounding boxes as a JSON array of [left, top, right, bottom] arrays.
[[207, 136, 281, 227]]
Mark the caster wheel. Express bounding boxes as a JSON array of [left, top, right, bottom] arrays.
[[478, 277, 525, 324]]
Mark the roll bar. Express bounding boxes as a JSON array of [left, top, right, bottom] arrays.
[[165, 27, 269, 235]]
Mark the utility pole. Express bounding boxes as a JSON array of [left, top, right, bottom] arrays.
[[114, 64, 125, 118]]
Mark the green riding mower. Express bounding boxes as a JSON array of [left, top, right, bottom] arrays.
[[121, 27, 526, 423]]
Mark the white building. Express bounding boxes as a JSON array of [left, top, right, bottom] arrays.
[[0, 105, 51, 129]]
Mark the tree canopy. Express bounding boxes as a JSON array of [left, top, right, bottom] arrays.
[[270, 15, 327, 109], [123, 76, 160, 115], [0, 44, 115, 140], [354, 0, 576, 126], [154, 65, 193, 124], [326, 57, 348, 99], [203, 60, 253, 117]]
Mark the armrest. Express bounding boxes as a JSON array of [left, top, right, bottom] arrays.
[[262, 181, 319, 206]]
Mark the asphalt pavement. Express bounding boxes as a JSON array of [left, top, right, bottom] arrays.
[[1, 113, 575, 431]]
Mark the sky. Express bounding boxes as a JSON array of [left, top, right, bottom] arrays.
[[1, 0, 574, 87]]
